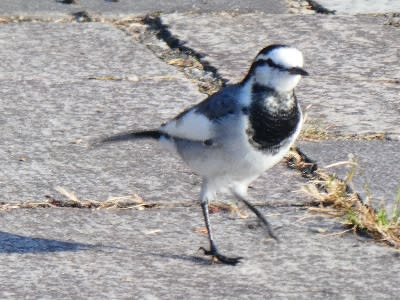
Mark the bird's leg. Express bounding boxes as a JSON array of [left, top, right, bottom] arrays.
[[199, 182, 243, 265], [199, 200, 243, 265], [233, 190, 279, 242]]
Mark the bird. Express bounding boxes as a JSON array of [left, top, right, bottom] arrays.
[[95, 44, 308, 265]]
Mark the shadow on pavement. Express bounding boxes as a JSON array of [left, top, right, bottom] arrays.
[[0, 231, 93, 254], [144, 250, 213, 265]]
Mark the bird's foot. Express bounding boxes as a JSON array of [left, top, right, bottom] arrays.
[[199, 247, 243, 265]]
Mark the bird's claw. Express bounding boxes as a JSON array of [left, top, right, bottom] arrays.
[[199, 247, 243, 265]]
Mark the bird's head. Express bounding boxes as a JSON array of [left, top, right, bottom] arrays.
[[244, 44, 308, 92]]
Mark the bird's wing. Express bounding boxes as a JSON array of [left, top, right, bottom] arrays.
[[160, 85, 241, 141]]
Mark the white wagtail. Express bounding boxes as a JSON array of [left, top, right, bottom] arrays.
[[96, 44, 308, 265]]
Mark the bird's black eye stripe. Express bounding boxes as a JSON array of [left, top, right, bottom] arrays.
[[259, 58, 286, 72]]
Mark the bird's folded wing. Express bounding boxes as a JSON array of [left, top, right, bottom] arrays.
[[160, 108, 214, 141], [160, 86, 241, 142]]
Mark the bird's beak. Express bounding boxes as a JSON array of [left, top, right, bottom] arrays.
[[288, 67, 309, 76]]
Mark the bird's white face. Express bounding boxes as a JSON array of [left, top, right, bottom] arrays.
[[253, 47, 307, 92]]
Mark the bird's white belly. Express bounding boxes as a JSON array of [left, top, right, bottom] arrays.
[[179, 133, 293, 192]]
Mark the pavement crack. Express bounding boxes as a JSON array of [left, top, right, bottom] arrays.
[[142, 14, 225, 82], [117, 13, 225, 95], [305, 0, 336, 14], [71, 10, 93, 22]]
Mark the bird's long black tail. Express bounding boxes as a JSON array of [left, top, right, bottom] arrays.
[[92, 130, 162, 146]]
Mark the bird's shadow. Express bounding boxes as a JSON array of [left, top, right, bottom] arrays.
[[146, 251, 211, 265], [0, 231, 94, 254], [142, 249, 233, 266], [0, 231, 243, 266]]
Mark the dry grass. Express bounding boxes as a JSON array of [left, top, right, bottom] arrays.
[[0, 187, 157, 211], [287, 148, 400, 248], [300, 120, 333, 141], [0, 187, 243, 214], [167, 57, 203, 69], [300, 119, 386, 141]]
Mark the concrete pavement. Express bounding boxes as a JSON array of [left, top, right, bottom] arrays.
[[0, 0, 286, 16], [0, 1, 399, 299]]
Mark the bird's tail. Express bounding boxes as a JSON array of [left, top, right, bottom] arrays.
[[92, 130, 163, 146]]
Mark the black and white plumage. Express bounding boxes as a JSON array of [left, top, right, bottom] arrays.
[[97, 44, 308, 265]]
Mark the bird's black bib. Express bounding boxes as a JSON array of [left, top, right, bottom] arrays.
[[247, 84, 300, 152]]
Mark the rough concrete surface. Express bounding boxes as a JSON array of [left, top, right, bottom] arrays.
[[1, 208, 399, 299], [0, 22, 203, 202], [1, 1, 400, 299], [317, 0, 400, 14], [0, 0, 287, 16]]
